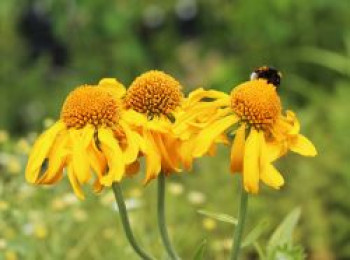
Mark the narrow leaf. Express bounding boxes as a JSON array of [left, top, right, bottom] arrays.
[[267, 207, 301, 252], [193, 239, 207, 260], [241, 219, 269, 248], [197, 210, 238, 225]]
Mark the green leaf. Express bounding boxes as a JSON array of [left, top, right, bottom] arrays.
[[241, 219, 269, 248], [193, 239, 207, 260], [197, 210, 238, 225], [267, 207, 301, 253]]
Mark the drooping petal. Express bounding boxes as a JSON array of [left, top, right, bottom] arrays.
[[290, 134, 317, 156], [125, 161, 140, 177], [258, 131, 268, 174], [230, 124, 246, 174], [70, 127, 93, 184], [153, 133, 180, 173], [258, 131, 285, 190], [243, 129, 261, 194], [193, 115, 238, 157], [179, 139, 195, 171], [37, 133, 69, 184], [88, 138, 107, 180], [260, 163, 285, 189], [143, 130, 162, 183], [119, 121, 141, 164], [98, 128, 124, 186], [25, 121, 65, 183], [67, 163, 85, 200]]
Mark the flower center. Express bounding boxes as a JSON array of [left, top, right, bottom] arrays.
[[61, 86, 120, 129], [231, 79, 281, 130], [124, 70, 183, 119]]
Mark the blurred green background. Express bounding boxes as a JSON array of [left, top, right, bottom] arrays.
[[0, 0, 349, 259]]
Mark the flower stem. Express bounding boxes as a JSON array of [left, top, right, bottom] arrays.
[[112, 182, 154, 260], [230, 181, 249, 260], [157, 173, 181, 260]]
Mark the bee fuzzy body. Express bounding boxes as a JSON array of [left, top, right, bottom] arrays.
[[250, 66, 282, 87]]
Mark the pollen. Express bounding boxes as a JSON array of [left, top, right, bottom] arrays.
[[61, 86, 120, 128], [125, 70, 183, 118], [231, 79, 281, 130]]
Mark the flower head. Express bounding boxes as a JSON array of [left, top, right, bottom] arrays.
[[25, 79, 141, 199], [188, 68, 317, 193], [123, 70, 214, 183], [125, 70, 183, 119], [61, 86, 120, 128], [230, 80, 281, 130]]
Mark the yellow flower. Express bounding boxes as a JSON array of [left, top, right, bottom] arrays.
[[189, 78, 317, 194], [123, 70, 197, 182], [25, 79, 142, 199]]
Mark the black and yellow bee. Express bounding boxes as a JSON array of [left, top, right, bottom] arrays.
[[250, 66, 282, 87]]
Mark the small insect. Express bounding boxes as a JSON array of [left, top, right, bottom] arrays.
[[166, 113, 176, 123], [250, 66, 282, 87]]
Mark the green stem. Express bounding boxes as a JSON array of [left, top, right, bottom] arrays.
[[112, 182, 154, 260], [157, 173, 181, 260], [230, 181, 249, 260]]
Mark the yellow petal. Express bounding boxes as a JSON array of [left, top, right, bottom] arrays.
[[37, 133, 69, 184], [143, 130, 162, 183], [179, 140, 195, 171], [207, 143, 217, 156], [99, 128, 125, 186], [125, 161, 140, 177], [88, 139, 107, 179], [119, 121, 140, 164], [258, 132, 283, 190], [243, 129, 261, 194], [230, 124, 246, 174], [193, 115, 238, 157], [93, 179, 103, 193], [70, 127, 93, 184], [185, 88, 230, 105], [286, 110, 300, 135], [122, 110, 147, 127], [290, 134, 317, 156], [260, 163, 285, 189], [265, 140, 285, 162], [98, 78, 126, 98], [25, 121, 65, 183], [154, 133, 180, 173], [67, 163, 85, 200], [146, 118, 172, 133]]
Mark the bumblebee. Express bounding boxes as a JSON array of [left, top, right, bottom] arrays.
[[250, 66, 282, 87]]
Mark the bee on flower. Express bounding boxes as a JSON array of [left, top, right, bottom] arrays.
[[25, 79, 143, 199], [187, 66, 317, 194]]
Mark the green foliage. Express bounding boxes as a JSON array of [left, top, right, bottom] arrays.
[[192, 239, 207, 260], [197, 209, 237, 225], [242, 220, 269, 248], [267, 208, 301, 253], [0, 0, 349, 259], [268, 244, 305, 260]]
